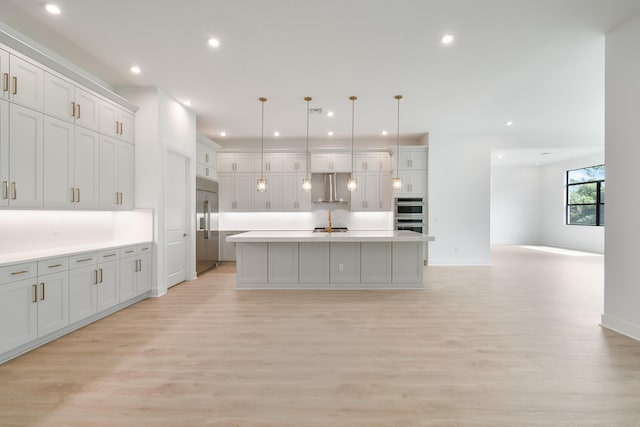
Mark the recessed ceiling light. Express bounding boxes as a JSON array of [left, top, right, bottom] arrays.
[[327, 111, 334, 117], [45, 3, 61, 15], [130, 65, 141, 74], [183, 100, 192, 107], [381, 130, 388, 136], [497, 154, 503, 159], [220, 131, 226, 137], [328, 131, 334, 136], [506, 121, 514, 126], [208, 38, 220, 48], [274, 131, 280, 137], [441, 34, 454, 45]]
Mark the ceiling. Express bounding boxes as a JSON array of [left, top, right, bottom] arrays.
[[3, 0, 640, 165]]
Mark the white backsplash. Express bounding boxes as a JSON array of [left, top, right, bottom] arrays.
[[219, 209, 393, 231]]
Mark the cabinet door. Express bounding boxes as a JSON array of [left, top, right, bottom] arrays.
[[349, 172, 365, 211], [75, 88, 101, 132], [0, 48, 8, 101], [0, 99, 8, 206], [399, 151, 426, 170], [9, 56, 44, 111], [379, 153, 392, 171], [234, 154, 254, 172], [235, 173, 254, 210], [43, 72, 75, 123], [75, 127, 100, 209], [265, 173, 283, 210], [310, 154, 331, 172], [268, 243, 298, 284], [119, 256, 137, 302], [283, 154, 305, 172], [354, 154, 367, 172], [0, 278, 38, 354], [282, 173, 298, 210], [218, 173, 234, 210], [97, 261, 119, 311], [117, 141, 135, 209], [364, 172, 381, 211], [119, 109, 135, 143], [217, 154, 235, 173], [297, 174, 311, 211], [137, 253, 152, 295], [43, 116, 75, 208], [330, 243, 361, 283], [37, 271, 69, 336], [99, 101, 119, 137], [330, 153, 352, 172], [263, 153, 283, 172], [69, 265, 98, 323], [99, 135, 118, 208], [9, 104, 43, 207], [299, 243, 330, 283], [379, 171, 392, 210], [220, 231, 239, 261]]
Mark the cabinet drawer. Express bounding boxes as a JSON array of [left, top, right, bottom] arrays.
[[138, 243, 152, 254], [38, 256, 69, 274], [99, 248, 120, 261], [120, 245, 137, 258], [69, 252, 99, 268], [0, 262, 38, 284]]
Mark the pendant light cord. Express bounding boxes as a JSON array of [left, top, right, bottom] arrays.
[[259, 97, 266, 177], [305, 97, 311, 179], [396, 95, 401, 172], [350, 96, 357, 175]]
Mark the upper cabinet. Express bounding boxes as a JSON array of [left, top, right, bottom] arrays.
[[1, 41, 137, 211], [391, 147, 428, 197], [44, 72, 100, 132], [100, 101, 134, 144], [354, 152, 392, 172], [310, 153, 351, 173], [196, 134, 221, 181]]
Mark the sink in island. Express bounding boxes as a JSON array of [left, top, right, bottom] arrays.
[[226, 230, 430, 289]]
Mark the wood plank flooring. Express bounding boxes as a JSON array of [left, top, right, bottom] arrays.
[[1, 245, 639, 426]]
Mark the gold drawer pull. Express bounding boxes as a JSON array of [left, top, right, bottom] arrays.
[[12, 181, 16, 200], [40, 283, 45, 301], [11, 270, 28, 275], [2, 181, 7, 199], [71, 187, 75, 202], [125, 250, 134, 254], [12, 76, 17, 95], [2, 73, 7, 92], [76, 258, 93, 263], [103, 253, 117, 258], [48, 264, 62, 268], [71, 102, 76, 117], [77, 103, 81, 119], [32, 284, 37, 303]]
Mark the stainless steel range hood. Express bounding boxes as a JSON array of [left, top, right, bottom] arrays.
[[311, 173, 350, 204]]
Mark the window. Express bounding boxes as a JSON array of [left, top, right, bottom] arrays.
[[566, 164, 605, 226]]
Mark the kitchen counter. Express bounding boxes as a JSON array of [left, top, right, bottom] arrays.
[[228, 230, 427, 289], [227, 230, 430, 243]]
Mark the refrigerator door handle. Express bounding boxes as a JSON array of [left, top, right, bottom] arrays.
[[204, 200, 209, 239]]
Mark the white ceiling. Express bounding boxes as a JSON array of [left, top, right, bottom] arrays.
[[3, 0, 640, 164]]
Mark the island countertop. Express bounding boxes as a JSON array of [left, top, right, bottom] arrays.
[[226, 230, 430, 243]]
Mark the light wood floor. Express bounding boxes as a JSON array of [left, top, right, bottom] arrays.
[[1, 245, 639, 426]]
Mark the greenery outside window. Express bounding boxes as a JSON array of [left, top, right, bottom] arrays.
[[566, 164, 605, 226]]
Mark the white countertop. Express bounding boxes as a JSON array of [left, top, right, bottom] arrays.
[[226, 230, 430, 243], [0, 240, 151, 267]]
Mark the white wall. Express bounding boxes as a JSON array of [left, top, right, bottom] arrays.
[[602, 12, 640, 341], [540, 152, 605, 253], [428, 132, 491, 265], [490, 166, 542, 245]]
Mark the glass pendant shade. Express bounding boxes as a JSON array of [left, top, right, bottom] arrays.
[[392, 177, 403, 190], [256, 178, 267, 192], [301, 177, 312, 192], [347, 177, 358, 192]]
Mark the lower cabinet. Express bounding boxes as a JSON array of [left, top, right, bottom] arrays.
[[119, 243, 152, 300], [329, 243, 360, 283], [299, 243, 330, 284]]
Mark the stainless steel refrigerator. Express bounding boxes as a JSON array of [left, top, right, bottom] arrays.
[[196, 177, 219, 274]]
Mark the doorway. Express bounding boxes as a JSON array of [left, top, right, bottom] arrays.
[[166, 150, 189, 287]]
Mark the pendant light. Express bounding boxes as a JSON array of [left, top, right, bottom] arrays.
[[392, 95, 403, 190], [257, 97, 267, 192], [301, 97, 312, 192], [347, 95, 358, 192]]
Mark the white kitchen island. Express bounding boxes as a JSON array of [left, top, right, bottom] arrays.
[[226, 230, 429, 289]]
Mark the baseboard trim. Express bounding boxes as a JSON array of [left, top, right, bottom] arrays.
[[601, 314, 640, 342]]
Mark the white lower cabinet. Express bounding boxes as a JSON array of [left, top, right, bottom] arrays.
[[361, 243, 392, 283], [69, 251, 121, 323], [97, 260, 119, 312], [299, 243, 330, 283], [119, 244, 153, 300], [69, 263, 98, 323], [268, 243, 298, 284], [220, 231, 243, 261], [392, 242, 424, 283], [0, 265, 69, 355], [236, 242, 267, 284], [330, 243, 361, 283]]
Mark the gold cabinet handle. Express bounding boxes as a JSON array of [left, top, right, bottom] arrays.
[[11, 270, 28, 275], [40, 283, 45, 301], [94, 269, 98, 284], [76, 188, 80, 203], [71, 187, 75, 203], [71, 102, 76, 117], [205, 153, 209, 163], [103, 253, 117, 258], [3, 73, 8, 92], [77, 103, 81, 119], [99, 268, 103, 283], [2, 181, 7, 199], [12, 76, 17, 95], [48, 264, 62, 268], [32, 284, 37, 303], [119, 122, 123, 135], [12, 181, 16, 200], [115, 120, 119, 134], [77, 257, 93, 263]]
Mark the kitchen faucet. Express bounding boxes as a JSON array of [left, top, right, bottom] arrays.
[[327, 210, 332, 232]]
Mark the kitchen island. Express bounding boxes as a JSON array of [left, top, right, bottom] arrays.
[[226, 230, 429, 289]]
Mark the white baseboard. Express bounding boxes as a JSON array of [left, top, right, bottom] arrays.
[[601, 314, 640, 342]]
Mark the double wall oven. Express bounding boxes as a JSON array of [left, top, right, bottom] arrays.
[[394, 197, 425, 234]]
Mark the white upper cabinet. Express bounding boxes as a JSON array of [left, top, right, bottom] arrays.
[[9, 104, 43, 208], [43, 115, 75, 208], [43, 73, 74, 122], [283, 153, 308, 173], [0, 99, 8, 206], [218, 153, 254, 173], [100, 101, 134, 143], [74, 88, 101, 132], [397, 150, 427, 170], [310, 153, 351, 172], [117, 141, 135, 209], [354, 152, 391, 172], [8, 55, 44, 111], [0, 48, 8, 101], [74, 127, 101, 209]]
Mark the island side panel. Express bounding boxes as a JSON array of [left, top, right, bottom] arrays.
[[299, 243, 330, 284], [329, 243, 361, 284], [392, 242, 424, 284], [268, 243, 299, 284], [236, 242, 268, 284], [361, 242, 392, 283]]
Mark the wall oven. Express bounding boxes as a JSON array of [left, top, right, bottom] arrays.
[[394, 197, 425, 234]]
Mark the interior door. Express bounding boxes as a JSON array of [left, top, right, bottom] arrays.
[[207, 191, 219, 265], [166, 151, 188, 287], [195, 189, 207, 274]]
